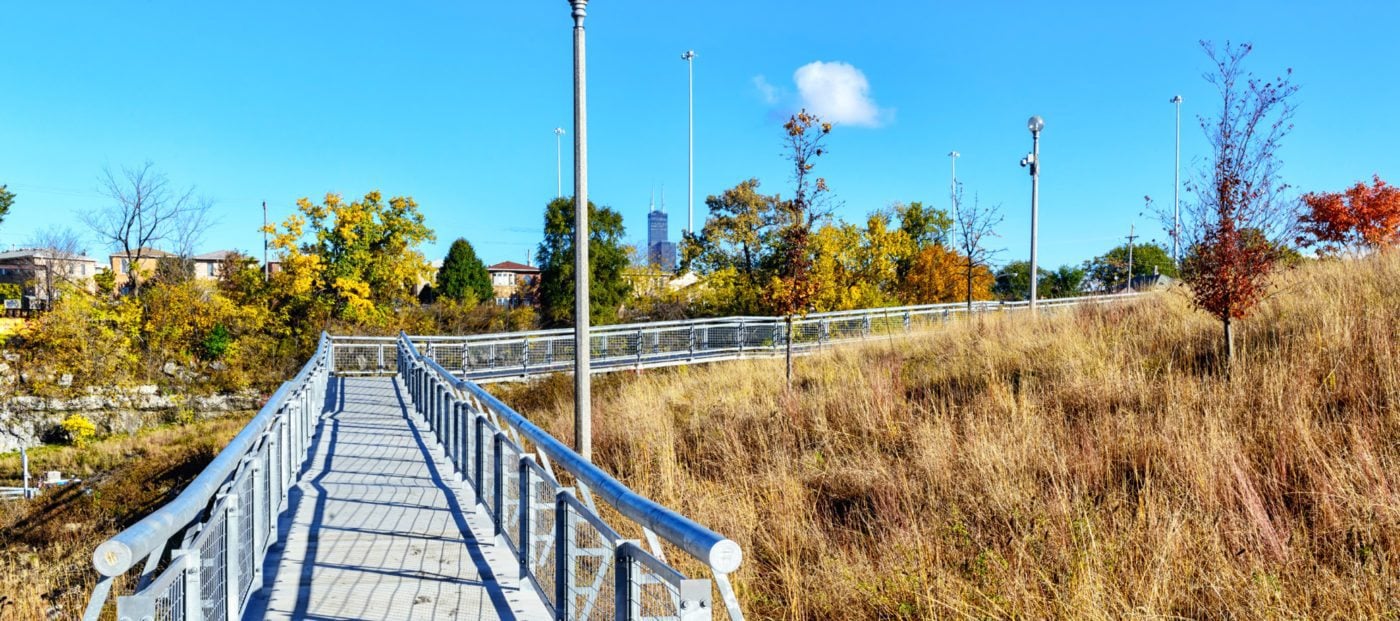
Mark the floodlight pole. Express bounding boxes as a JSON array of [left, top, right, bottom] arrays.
[[948, 151, 959, 219], [682, 50, 696, 236], [1171, 95, 1183, 267], [569, 0, 592, 461]]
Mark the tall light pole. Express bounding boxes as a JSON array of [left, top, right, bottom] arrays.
[[554, 127, 566, 198], [1021, 116, 1044, 312], [682, 50, 696, 236], [1171, 95, 1183, 267], [569, 0, 592, 460], [948, 151, 960, 218]]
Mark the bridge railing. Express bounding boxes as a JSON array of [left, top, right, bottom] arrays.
[[398, 333, 743, 621], [404, 293, 1143, 381], [83, 333, 332, 621]]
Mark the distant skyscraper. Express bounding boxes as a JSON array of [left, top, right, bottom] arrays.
[[647, 188, 677, 271]]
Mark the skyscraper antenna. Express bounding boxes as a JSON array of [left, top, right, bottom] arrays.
[[660, 183, 666, 213], [650, 185, 655, 213]]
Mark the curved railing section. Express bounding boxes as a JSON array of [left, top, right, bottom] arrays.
[[83, 333, 332, 621], [326, 293, 1143, 380], [398, 333, 744, 621]]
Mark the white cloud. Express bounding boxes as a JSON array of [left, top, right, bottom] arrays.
[[752, 75, 780, 105], [792, 61, 890, 127]]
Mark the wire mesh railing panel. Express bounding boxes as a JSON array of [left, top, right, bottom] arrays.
[[196, 509, 228, 621], [566, 506, 618, 621], [332, 343, 391, 374], [145, 555, 186, 621], [480, 421, 498, 519], [528, 471, 561, 613], [429, 343, 464, 371], [237, 469, 255, 602], [631, 559, 687, 620], [500, 441, 523, 555]]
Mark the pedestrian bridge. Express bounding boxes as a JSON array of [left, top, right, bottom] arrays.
[[83, 295, 1138, 621]]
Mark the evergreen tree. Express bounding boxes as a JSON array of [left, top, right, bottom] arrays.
[[435, 238, 492, 305], [537, 197, 630, 327]]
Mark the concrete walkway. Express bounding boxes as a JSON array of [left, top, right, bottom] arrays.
[[244, 376, 550, 621]]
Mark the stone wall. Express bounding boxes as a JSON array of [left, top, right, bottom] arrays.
[[0, 386, 262, 453]]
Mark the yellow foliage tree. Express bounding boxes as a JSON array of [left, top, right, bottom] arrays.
[[266, 191, 435, 326]]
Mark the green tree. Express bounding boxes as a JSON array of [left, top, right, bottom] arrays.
[[680, 179, 780, 315], [993, 260, 1049, 301], [1042, 265, 1087, 298], [1084, 242, 1177, 291], [436, 238, 492, 305], [894, 201, 952, 250], [0, 184, 14, 228], [536, 197, 630, 327], [266, 190, 435, 323]]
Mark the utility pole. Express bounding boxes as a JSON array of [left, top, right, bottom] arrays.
[[682, 50, 696, 236], [1125, 224, 1138, 293], [554, 127, 566, 198], [569, 0, 592, 461], [262, 201, 269, 282], [1171, 95, 1183, 268]]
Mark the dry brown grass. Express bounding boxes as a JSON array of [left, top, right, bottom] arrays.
[[0, 416, 247, 620], [497, 253, 1399, 620]]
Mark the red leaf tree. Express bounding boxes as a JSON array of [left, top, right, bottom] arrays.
[[1180, 41, 1299, 366], [1298, 176, 1400, 254]]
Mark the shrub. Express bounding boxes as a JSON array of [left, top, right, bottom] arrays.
[[199, 324, 232, 361], [59, 414, 96, 448]]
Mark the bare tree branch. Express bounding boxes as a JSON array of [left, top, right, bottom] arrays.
[[82, 162, 203, 294]]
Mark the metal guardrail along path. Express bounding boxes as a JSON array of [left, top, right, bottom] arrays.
[[243, 375, 549, 620]]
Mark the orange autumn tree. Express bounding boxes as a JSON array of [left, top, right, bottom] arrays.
[[1180, 41, 1299, 366], [901, 244, 993, 304], [1298, 175, 1400, 254]]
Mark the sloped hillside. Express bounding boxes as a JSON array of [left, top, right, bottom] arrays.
[[499, 253, 1399, 620]]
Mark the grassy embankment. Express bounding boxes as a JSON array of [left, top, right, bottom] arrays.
[[498, 253, 1399, 619], [0, 416, 246, 620]]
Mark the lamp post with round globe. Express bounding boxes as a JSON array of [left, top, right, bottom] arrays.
[[1020, 116, 1044, 312]]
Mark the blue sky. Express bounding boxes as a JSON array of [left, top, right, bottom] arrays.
[[2, 1, 1397, 270]]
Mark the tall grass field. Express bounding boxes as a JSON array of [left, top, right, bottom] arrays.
[[499, 253, 1398, 619]]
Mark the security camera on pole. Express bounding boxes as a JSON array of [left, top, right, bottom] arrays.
[[1020, 116, 1044, 312]]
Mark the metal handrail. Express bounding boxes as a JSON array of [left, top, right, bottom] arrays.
[[388, 292, 1148, 382], [399, 330, 744, 574], [84, 332, 331, 620]]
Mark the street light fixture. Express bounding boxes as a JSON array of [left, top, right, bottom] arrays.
[[682, 50, 696, 236], [1020, 115, 1043, 312]]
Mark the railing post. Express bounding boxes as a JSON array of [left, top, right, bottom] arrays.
[[523, 337, 531, 373], [863, 313, 872, 338], [614, 543, 630, 621], [493, 432, 504, 534], [737, 320, 745, 355], [377, 345, 385, 373], [678, 579, 713, 621], [546, 339, 555, 366], [519, 455, 532, 580], [249, 456, 265, 585], [223, 497, 240, 621], [904, 311, 912, 332], [820, 318, 829, 348], [474, 416, 485, 502], [635, 328, 643, 369], [688, 325, 696, 360], [555, 491, 572, 621], [179, 549, 202, 621]]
